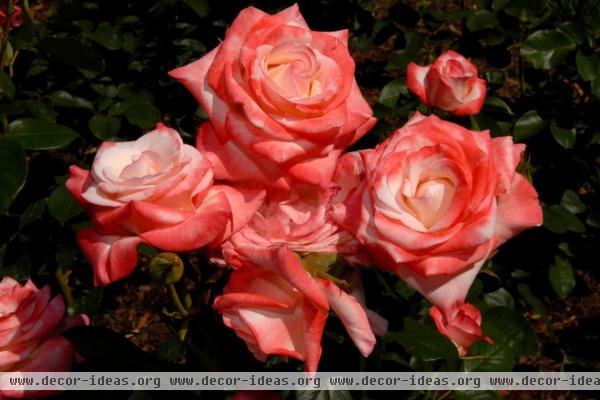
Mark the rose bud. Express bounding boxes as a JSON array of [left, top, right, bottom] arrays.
[[407, 50, 487, 116]]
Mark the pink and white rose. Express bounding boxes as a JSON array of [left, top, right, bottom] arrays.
[[407, 51, 487, 116], [213, 246, 386, 372], [67, 123, 264, 285], [332, 113, 542, 354], [170, 4, 375, 190], [221, 185, 370, 268], [0, 277, 88, 399]]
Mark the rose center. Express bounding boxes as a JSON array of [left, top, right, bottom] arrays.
[[119, 150, 164, 179], [265, 43, 322, 98], [444, 59, 471, 77], [402, 177, 456, 229]]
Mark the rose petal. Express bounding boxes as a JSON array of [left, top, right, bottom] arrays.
[[76, 229, 142, 286]]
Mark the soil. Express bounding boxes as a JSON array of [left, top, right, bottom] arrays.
[[94, 281, 176, 354]]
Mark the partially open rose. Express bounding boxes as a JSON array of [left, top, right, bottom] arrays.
[[213, 246, 385, 372], [221, 185, 370, 268], [170, 4, 375, 190], [407, 51, 487, 116], [67, 123, 264, 285], [332, 113, 542, 354], [0, 277, 88, 399], [430, 303, 492, 356]]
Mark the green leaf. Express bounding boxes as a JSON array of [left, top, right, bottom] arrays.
[[0, 254, 31, 281], [0, 140, 27, 215], [6, 118, 79, 150], [464, 340, 514, 372], [40, 38, 104, 72], [179, 0, 210, 18], [466, 278, 484, 303], [481, 307, 538, 356], [378, 79, 407, 108], [385, 32, 424, 71], [72, 20, 94, 33], [470, 113, 503, 137], [48, 90, 94, 111], [393, 279, 416, 300], [385, 318, 458, 362], [543, 204, 585, 233], [125, 102, 161, 130], [492, 0, 511, 11], [576, 50, 600, 82], [514, 110, 545, 141], [0, 71, 15, 99], [484, 96, 514, 115], [557, 22, 586, 45], [483, 287, 515, 308], [520, 30, 576, 69], [89, 22, 122, 50], [89, 115, 121, 139], [560, 190, 586, 214], [27, 64, 47, 78], [0, 99, 26, 116], [139, 243, 158, 257], [464, 305, 539, 372], [466, 10, 498, 32], [47, 185, 82, 225], [121, 33, 138, 54], [154, 339, 184, 363], [550, 120, 576, 149], [26, 100, 57, 122], [516, 283, 551, 328], [549, 256, 575, 299], [558, 241, 575, 257], [19, 198, 48, 230], [69, 288, 103, 316]]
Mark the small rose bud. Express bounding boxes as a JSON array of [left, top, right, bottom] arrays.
[[149, 252, 184, 284]]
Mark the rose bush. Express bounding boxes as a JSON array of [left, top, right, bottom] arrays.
[[407, 50, 487, 116], [0, 277, 87, 399], [332, 113, 542, 354], [170, 5, 376, 190], [66, 123, 264, 285], [213, 246, 386, 372]]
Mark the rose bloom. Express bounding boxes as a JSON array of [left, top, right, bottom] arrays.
[[221, 184, 370, 267], [407, 51, 487, 116], [213, 246, 386, 372], [0, 277, 87, 399], [67, 123, 264, 286], [170, 4, 375, 190], [332, 113, 542, 355]]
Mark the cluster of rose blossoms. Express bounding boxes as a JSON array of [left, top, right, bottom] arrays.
[[64, 4, 543, 373]]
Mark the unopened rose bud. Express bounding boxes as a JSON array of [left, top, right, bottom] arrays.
[[149, 252, 184, 284]]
